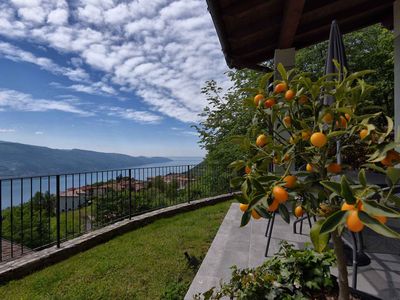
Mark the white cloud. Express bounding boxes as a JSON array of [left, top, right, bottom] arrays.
[[0, 88, 92, 116], [0, 128, 16, 133], [105, 106, 162, 124], [0, 0, 230, 123], [35, 131, 44, 135]]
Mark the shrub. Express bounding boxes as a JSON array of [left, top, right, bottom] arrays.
[[196, 242, 336, 300]]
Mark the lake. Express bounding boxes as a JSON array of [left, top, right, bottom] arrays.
[[0, 156, 204, 209]]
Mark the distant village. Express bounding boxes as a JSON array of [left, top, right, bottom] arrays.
[[59, 173, 194, 212]]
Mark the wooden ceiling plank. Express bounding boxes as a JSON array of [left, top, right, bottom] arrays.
[[278, 0, 305, 48]]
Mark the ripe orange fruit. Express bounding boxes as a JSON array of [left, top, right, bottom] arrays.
[[306, 163, 313, 172], [272, 186, 288, 203], [347, 210, 364, 232], [274, 82, 287, 93], [327, 163, 342, 174], [322, 113, 333, 124], [298, 95, 308, 104], [283, 116, 292, 127], [381, 150, 400, 166], [359, 129, 368, 140], [374, 215, 387, 224], [264, 98, 276, 108], [294, 206, 304, 218], [251, 209, 261, 220], [283, 175, 297, 188], [283, 154, 291, 161], [310, 132, 327, 148], [254, 94, 264, 106], [341, 202, 356, 211], [285, 89, 295, 101], [267, 198, 279, 212], [245, 166, 251, 174], [256, 134, 268, 147], [336, 116, 347, 128], [345, 113, 351, 121], [240, 203, 249, 212], [301, 131, 311, 141]]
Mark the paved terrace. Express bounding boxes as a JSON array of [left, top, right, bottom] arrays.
[[185, 203, 400, 299]]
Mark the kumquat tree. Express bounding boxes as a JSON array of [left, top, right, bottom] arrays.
[[229, 63, 400, 300]]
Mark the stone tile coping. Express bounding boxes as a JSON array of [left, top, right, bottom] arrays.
[[0, 193, 237, 284]]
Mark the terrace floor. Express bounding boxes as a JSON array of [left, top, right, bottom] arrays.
[[185, 203, 400, 299]]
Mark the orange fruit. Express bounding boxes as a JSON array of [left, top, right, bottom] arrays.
[[310, 132, 327, 148], [283, 154, 291, 161], [359, 129, 368, 140], [272, 186, 288, 203], [267, 198, 279, 212], [283, 116, 292, 127], [381, 150, 400, 166], [254, 94, 264, 106], [256, 134, 268, 147], [374, 215, 387, 224], [251, 209, 261, 220], [239, 203, 249, 212], [274, 82, 287, 93], [345, 113, 351, 121], [285, 89, 295, 101], [301, 131, 311, 141], [283, 175, 297, 188], [347, 210, 364, 232], [294, 206, 304, 218], [322, 113, 333, 124], [306, 163, 313, 172], [341, 202, 356, 211], [264, 98, 276, 108], [245, 166, 251, 174], [336, 116, 347, 128], [298, 95, 308, 104], [327, 163, 342, 174]]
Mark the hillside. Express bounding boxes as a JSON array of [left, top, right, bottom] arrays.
[[0, 141, 171, 178]]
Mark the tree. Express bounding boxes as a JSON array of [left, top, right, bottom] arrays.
[[197, 24, 394, 170], [230, 64, 400, 299]]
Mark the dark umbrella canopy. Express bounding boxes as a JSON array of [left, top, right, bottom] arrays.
[[324, 20, 348, 105], [324, 20, 348, 163]]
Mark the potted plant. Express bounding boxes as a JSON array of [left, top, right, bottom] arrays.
[[229, 63, 400, 300]]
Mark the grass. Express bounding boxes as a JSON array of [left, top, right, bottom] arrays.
[[0, 200, 232, 300]]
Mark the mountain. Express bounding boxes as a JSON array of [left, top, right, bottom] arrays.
[[0, 141, 172, 178]]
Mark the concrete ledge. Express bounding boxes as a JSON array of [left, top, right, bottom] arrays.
[[0, 193, 236, 284]]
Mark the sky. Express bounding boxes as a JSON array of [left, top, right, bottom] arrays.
[[0, 0, 230, 157]]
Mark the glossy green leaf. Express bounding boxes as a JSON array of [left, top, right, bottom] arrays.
[[387, 167, 400, 186], [358, 169, 367, 186], [240, 211, 251, 227], [310, 220, 330, 253], [362, 163, 386, 174], [230, 177, 244, 189], [320, 210, 348, 235], [362, 200, 400, 218], [279, 204, 290, 224], [320, 181, 341, 195], [358, 211, 400, 239], [340, 176, 356, 204]]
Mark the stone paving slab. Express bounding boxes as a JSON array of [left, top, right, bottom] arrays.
[[185, 203, 400, 299]]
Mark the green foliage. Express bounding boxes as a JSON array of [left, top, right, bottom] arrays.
[[160, 280, 190, 300], [196, 242, 336, 300]]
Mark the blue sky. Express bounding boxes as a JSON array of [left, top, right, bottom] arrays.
[[0, 0, 230, 157]]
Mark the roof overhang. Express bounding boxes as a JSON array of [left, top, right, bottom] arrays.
[[206, 0, 394, 70]]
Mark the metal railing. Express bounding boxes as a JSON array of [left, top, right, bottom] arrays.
[[0, 164, 231, 262]]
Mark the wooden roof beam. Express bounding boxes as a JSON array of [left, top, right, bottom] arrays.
[[278, 0, 305, 49]]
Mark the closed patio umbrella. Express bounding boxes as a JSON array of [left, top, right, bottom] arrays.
[[324, 20, 348, 163]]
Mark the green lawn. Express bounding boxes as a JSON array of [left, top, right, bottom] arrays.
[[0, 200, 232, 300]]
